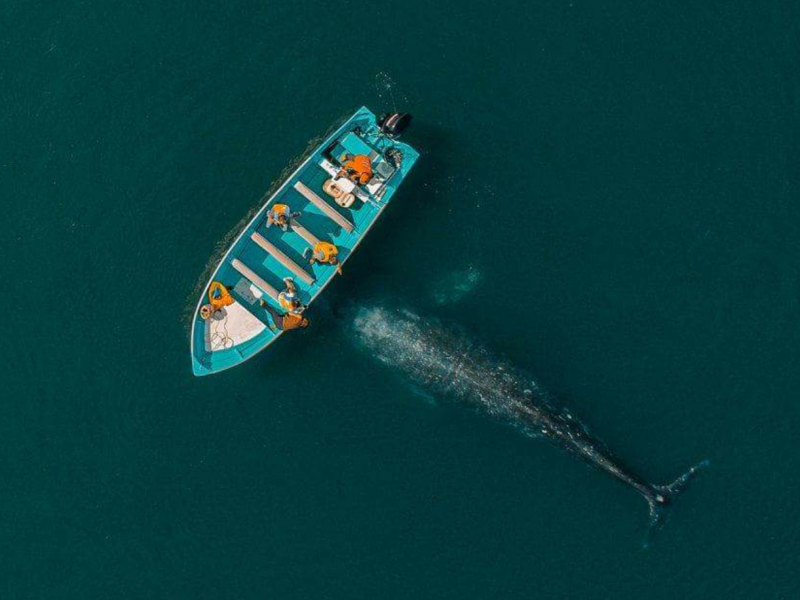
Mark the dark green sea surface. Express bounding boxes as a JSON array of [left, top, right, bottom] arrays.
[[2, 1, 799, 598]]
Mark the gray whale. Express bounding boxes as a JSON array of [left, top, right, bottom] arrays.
[[352, 306, 706, 539]]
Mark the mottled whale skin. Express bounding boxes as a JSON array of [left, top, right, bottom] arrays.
[[352, 306, 706, 536]]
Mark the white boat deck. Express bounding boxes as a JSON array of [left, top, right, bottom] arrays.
[[204, 301, 266, 352]]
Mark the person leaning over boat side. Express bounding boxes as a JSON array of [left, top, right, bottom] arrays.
[[266, 203, 301, 231], [304, 240, 342, 275], [335, 153, 373, 185], [259, 299, 309, 332], [277, 277, 305, 315], [200, 281, 235, 320]]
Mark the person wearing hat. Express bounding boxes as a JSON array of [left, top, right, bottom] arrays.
[[266, 203, 301, 231], [200, 281, 235, 320], [304, 240, 342, 275], [259, 299, 310, 332], [277, 277, 305, 315], [335, 153, 373, 185]]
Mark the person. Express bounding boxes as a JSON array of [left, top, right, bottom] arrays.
[[303, 240, 342, 275], [277, 277, 305, 315], [266, 203, 301, 231], [335, 153, 373, 185], [259, 299, 309, 331], [201, 281, 234, 320]]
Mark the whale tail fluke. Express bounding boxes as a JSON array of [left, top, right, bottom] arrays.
[[643, 459, 710, 547]]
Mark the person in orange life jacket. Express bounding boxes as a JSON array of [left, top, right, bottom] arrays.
[[259, 278, 308, 331], [266, 203, 301, 231], [335, 153, 373, 185], [276, 277, 305, 315], [303, 240, 342, 275], [259, 302, 309, 331], [200, 281, 235, 320]]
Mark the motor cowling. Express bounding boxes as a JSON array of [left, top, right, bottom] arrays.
[[378, 113, 412, 137]]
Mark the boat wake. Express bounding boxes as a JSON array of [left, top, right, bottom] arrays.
[[350, 305, 707, 542]]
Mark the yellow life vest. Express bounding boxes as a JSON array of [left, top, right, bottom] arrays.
[[208, 281, 234, 310], [278, 291, 300, 312], [269, 203, 291, 224], [313, 241, 339, 264]]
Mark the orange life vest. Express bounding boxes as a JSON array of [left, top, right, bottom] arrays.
[[208, 281, 234, 310], [341, 154, 373, 185], [278, 291, 303, 314], [269, 203, 291, 224], [281, 313, 308, 330], [312, 241, 339, 264], [278, 292, 294, 311]]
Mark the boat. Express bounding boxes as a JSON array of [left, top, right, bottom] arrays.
[[190, 107, 419, 376]]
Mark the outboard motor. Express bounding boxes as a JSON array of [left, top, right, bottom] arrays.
[[378, 113, 412, 138], [384, 147, 403, 169]]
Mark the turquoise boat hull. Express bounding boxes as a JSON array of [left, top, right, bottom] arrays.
[[190, 107, 419, 376]]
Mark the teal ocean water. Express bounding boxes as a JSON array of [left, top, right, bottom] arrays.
[[3, 1, 800, 597]]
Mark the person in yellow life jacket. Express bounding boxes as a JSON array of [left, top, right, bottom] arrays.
[[335, 153, 373, 185], [303, 241, 342, 275], [266, 203, 301, 231], [200, 281, 234, 320], [276, 277, 305, 315], [259, 298, 309, 331]]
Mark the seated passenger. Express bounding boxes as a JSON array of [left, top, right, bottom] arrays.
[[277, 277, 305, 315], [304, 241, 342, 275], [266, 203, 301, 231], [259, 299, 309, 331], [335, 153, 373, 185], [201, 281, 234, 320]]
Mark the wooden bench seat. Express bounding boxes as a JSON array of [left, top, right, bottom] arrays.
[[206, 300, 266, 352], [250, 231, 314, 285], [294, 181, 355, 233], [290, 219, 320, 248], [231, 258, 279, 302]]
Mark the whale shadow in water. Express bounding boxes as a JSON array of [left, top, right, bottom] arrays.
[[346, 304, 708, 546]]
